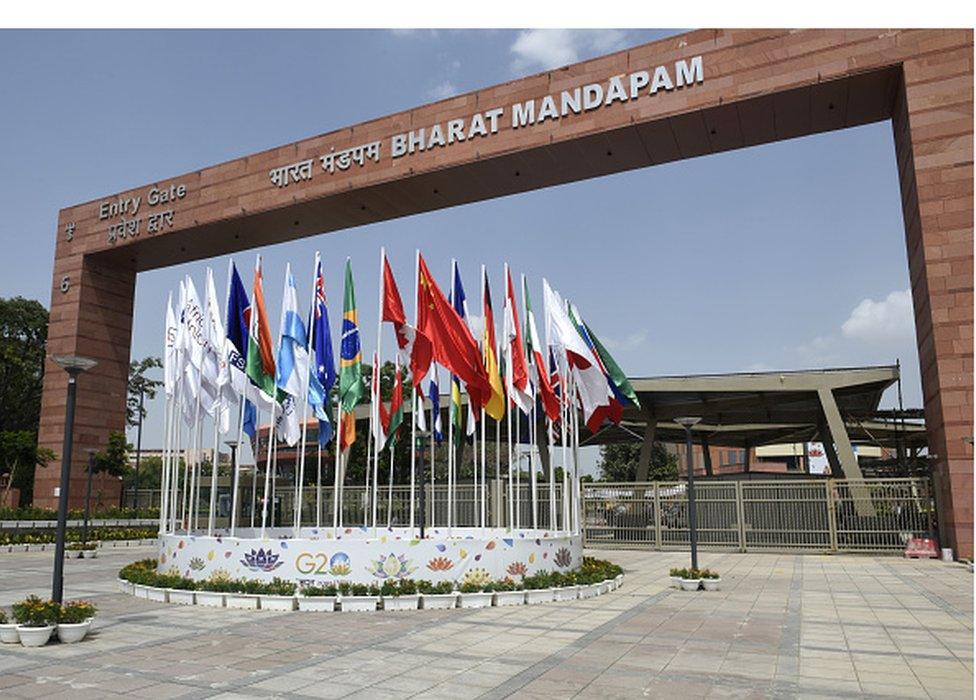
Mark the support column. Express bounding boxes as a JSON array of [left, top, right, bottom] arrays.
[[36, 247, 135, 510], [818, 387, 874, 517], [701, 436, 713, 477], [893, 60, 974, 559], [635, 414, 656, 482]]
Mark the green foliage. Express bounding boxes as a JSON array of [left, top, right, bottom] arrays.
[[0, 431, 54, 506], [459, 580, 485, 593], [0, 297, 48, 434], [596, 442, 679, 482], [66, 542, 98, 551], [0, 505, 157, 520], [395, 578, 417, 595], [0, 610, 7, 624], [12, 595, 59, 627], [301, 583, 338, 597], [670, 567, 715, 579], [92, 431, 131, 478], [264, 577, 297, 596], [127, 357, 163, 428], [1, 526, 156, 546], [58, 600, 96, 624]]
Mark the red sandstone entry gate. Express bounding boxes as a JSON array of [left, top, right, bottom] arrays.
[[38, 29, 973, 557]]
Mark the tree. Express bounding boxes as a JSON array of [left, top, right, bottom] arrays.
[[0, 297, 48, 433], [127, 357, 163, 427], [0, 431, 54, 506], [93, 431, 131, 478], [596, 442, 679, 482]]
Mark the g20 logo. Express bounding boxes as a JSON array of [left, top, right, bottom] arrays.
[[295, 551, 351, 576]]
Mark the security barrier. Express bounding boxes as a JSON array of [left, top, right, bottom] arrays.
[[582, 478, 935, 553]]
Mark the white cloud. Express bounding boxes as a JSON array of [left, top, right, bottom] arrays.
[[793, 334, 841, 367], [841, 289, 914, 344], [602, 330, 647, 352], [427, 80, 458, 100], [510, 29, 629, 73]]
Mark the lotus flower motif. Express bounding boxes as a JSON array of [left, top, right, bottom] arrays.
[[188, 557, 206, 571], [241, 548, 283, 572], [462, 568, 492, 588], [368, 553, 417, 579], [329, 552, 351, 576], [506, 561, 528, 577], [427, 556, 454, 572], [554, 547, 572, 568]]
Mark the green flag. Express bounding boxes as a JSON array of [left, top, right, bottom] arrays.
[[338, 260, 364, 450]]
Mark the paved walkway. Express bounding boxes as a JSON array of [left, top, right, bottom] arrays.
[[0, 546, 971, 698]]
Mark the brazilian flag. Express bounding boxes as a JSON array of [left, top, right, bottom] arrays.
[[338, 260, 365, 450]]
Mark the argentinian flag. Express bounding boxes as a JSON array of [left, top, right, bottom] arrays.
[[275, 265, 309, 446]]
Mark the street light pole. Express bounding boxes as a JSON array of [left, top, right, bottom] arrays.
[[50, 354, 97, 605], [675, 416, 702, 572], [82, 450, 96, 544]]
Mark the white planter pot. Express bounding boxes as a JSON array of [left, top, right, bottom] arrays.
[[226, 594, 260, 609], [493, 590, 526, 607], [680, 578, 701, 592], [260, 595, 296, 611], [297, 596, 336, 612], [195, 591, 226, 608], [146, 586, 168, 603], [669, 576, 682, 589], [420, 593, 457, 610], [383, 595, 419, 611], [167, 589, 196, 606], [458, 592, 493, 609], [702, 578, 721, 592], [599, 580, 613, 595], [56, 621, 91, 644], [65, 550, 83, 559], [525, 588, 555, 605], [0, 623, 20, 644], [82, 549, 98, 559], [117, 579, 134, 595], [554, 586, 580, 602], [578, 584, 601, 599], [614, 574, 624, 589], [132, 583, 150, 599], [340, 595, 378, 612], [17, 625, 54, 647]]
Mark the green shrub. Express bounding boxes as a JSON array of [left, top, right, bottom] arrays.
[[380, 579, 398, 597], [349, 583, 370, 597], [59, 600, 96, 624], [0, 610, 7, 624], [700, 569, 720, 580], [396, 579, 418, 595], [431, 580, 455, 595], [264, 578, 297, 596], [12, 595, 59, 627], [302, 583, 338, 597], [459, 581, 485, 594], [337, 581, 352, 596]]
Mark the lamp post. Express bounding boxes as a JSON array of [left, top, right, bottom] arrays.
[[675, 416, 701, 571], [416, 430, 430, 539], [225, 440, 238, 524], [50, 354, 98, 605]]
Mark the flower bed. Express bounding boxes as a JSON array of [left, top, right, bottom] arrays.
[[0, 597, 97, 647], [1, 526, 158, 547], [116, 557, 625, 612]]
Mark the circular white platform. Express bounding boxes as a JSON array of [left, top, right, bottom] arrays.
[[158, 527, 583, 586]]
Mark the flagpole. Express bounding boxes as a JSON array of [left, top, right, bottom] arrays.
[[159, 392, 172, 535], [293, 254, 319, 537], [522, 273, 538, 532], [315, 444, 322, 529], [230, 396, 245, 537], [478, 263, 486, 533], [251, 406, 259, 529], [447, 379, 454, 536], [430, 374, 436, 529], [332, 398, 341, 534], [530, 400, 538, 531], [495, 415, 501, 529], [370, 358, 379, 534], [571, 379, 581, 535], [208, 403, 221, 535], [387, 447, 394, 528], [409, 249, 419, 535], [561, 358, 569, 534], [515, 406, 521, 530], [364, 393, 372, 526], [480, 407, 486, 532], [471, 404, 478, 530], [548, 412, 556, 531]]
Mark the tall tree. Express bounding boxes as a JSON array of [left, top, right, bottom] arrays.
[[0, 297, 48, 432], [0, 431, 54, 506], [127, 357, 163, 427], [596, 442, 679, 482]]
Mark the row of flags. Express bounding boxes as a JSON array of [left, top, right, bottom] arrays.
[[162, 249, 641, 462]]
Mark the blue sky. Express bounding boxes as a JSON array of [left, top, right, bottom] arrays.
[[0, 29, 921, 454]]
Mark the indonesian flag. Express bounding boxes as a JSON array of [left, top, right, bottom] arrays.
[[381, 253, 432, 385], [416, 254, 491, 409], [503, 266, 533, 413], [523, 276, 560, 423]]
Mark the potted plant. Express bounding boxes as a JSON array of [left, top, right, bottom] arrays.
[[226, 579, 262, 609], [66, 541, 99, 558], [490, 577, 525, 607], [552, 572, 580, 602], [669, 567, 684, 589], [700, 569, 721, 591], [56, 600, 96, 643], [418, 580, 457, 609], [383, 579, 420, 611], [259, 578, 297, 611], [298, 583, 338, 612], [12, 595, 59, 647], [0, 610, 19, 644], [340, 582, 379, 612], [523, 571, 555, 605], [458, 580, 493, 609], [679, 568, 703, 591]]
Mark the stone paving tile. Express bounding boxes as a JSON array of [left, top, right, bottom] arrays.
[[1, 545, 973, 698]]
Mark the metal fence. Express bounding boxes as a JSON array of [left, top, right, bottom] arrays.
[[583, 478, 935, 553]]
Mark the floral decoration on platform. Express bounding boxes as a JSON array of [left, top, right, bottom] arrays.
[[461, 568, 492, 588], [241, 548, 283, 573], [506, 561, 528, 577], [554, 547, 573, 568], [427, 556, 454, 572], [188, 557, 206, 571], [368, 553, 417, 579]]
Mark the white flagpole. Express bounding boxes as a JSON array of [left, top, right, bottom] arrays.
[[159, 394, 172, 535], [370, 359, 379, 534], [504, 265, 514, 530], [364, 394, 372, 526], [571, 379, 581, 535], [472, 407, 478, 529], [250, 407, 260, 529], [515, 406, 521, 530], [332, 397, 341, 533], [447, 383, 454, 536], [387, 447, 394, 527], [294, 253, 319, 537], [230, 396, 245, 537], [409, 250, 419, 535], [430, 374, 436, 529], [495, 414, 501, 529], [208, 403, 221, 535], [480, 408, 486, 531], [548, 412, 557, 531], [530, 401, 538, 531], [315, 444, 322, 529], [561, 360, 569, 534]]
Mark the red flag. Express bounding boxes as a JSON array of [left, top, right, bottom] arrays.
[[416, 254, 491, 408], [585, 397, 624, 434], [504, 268, 532, 412], [382, 254, 433, 386]]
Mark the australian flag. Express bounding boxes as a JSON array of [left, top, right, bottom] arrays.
[[310, 256, 337, 448]]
